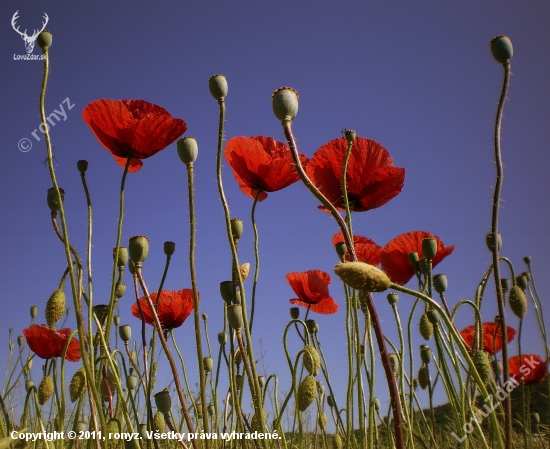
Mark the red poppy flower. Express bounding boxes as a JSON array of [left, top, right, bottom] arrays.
[[459, 322, 516, 355], [286, 270, 338, 314], [82, 99, 187, 172], [305, 137, 405, 212], [380, 231, 455, 285], [131, 289, 195, 330], [23, 324, 81, 362], [509, 355, 547, 385], [332, 233, 383, 265], [224, 136, 309, 201]]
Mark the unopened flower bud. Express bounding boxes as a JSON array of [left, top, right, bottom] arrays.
[[30, 305, 38, 319], [47, 187, 65, 211], [203, 357, 214, 372], [485, 232, 502, 252], [119, 325, 131, 342], [422, 238, 437, 260], [408, 252, 419, 266], [419, 313, 433, 340], [302, 345, 320, 376], [418, 366, 429, 390], [128, 236, 149, 264], [334, 261, 391, 292], [297, 375, 316, 411], [115, 282, 127, 299], [208, 74, 228, 100], [46, 289, 66, 328], [509, 285, 527, 319], [306, 319, 318, 334], [77, 160, 88, 173], [17, 336, 23, 347], [500, 278, 510, 293], [38, 376, 54, 405], [230, 218, 243, 240], [420, 345, 432, 364], [272, 87, 299, 122], [177, 137, 198, 165], [155, 389, 172, 415], [37, 30, 52, 52], [217, 332, 226, 345], [335, 242, 347, 258], [112, 246, 128, 267], [387, 292, 399, 306], [473, 350, 492, 384], [523, 256, 531, 265], [164, 241, 176, 256], [433, 274, 448, 294], [427, 309, 439, 325], [490, 35, 513, 64], [69, 368, 86, 403]]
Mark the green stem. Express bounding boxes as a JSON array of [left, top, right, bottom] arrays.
[[250, 190, 261, 332]]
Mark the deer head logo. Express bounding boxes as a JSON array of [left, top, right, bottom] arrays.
[[11, 11, 49, 54]]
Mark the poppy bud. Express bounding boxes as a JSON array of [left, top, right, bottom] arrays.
[[427, 309, 439, 324], [127, 374, 138, 390], [344, 129, 356, 143], [154, 389, 172, 414], [297, 375, 316, 411], [433, 274, 448, 294], [509, 285, 527, 319], [38, 375, 54, 405], [153, 412, 165, 432], [500, 278, 510, 293], [523, 256, 532, 265], [128, 235, 149, 264], [485, 232, 502, 252], [113, 246, 128, 267], [93, 305, 109, 326], [37, 30, 52, 52], [26, 380, 34, 391], [227, 304, 243, 330], [418, 366, 429, 390], [217, 332, 226, 345], [234, 290, 242, 304], [119, 325, 131, 342], [316, 380, 324, 396], [230, 218, 243, 240], [327, 395, 336, 408], [473, 350, 491, 384], [202, 313, 208, 321], [418, 258, 430, 275], [389, 354, 399, 375], [317, 412, 328, 429], [69, 368, 86, 403], [240, 263, 250, 281], [177, 137, 198, 165], [333, 434, 343, 449], [30, 305, 38, 319], [419, 313, 434, 340], [114, 315, 120, 327], [46, 289, 66, 328], [387, 292, 399, 306], [164, 241, 176, 256], [306, 319, 318, 334], [516, 274, 529, 291], [420, 345, 432, 364], [373, 397, 380, 411], [272, 87, 299, 122], [208, 74, 228, 100], [334, 261, 391, 292], [115, 282, 127, 299], [220, 281, 234, 303], [47, 187, 65, 211], [208, 404, 215, 416], [236, 374, 244, 389], [250, 410, 266, 432], [77, 160, 88, 173], [490, 35, 513, 64], [203, 356, 214, 373], [302, 345, 321, 376], [290, 307, 300, 319], [422, 238, 437, 261], [258, 376, 266, 388], [408, 251, 419, 266], [17, 336, 23, 347], [335, 242, 347, 258]]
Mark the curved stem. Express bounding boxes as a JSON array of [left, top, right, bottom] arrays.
[[250, 190, 261, 332]]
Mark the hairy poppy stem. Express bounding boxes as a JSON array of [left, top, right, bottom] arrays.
[[281, 120, 405, 449], [250, 190, 261, 333], [491, 60, 512, 449], [185, 162, 210, 442]]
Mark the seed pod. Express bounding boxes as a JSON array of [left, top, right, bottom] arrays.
[[417, 366, 429, 390], [17, 336, 23, 347], [115, 282, 127, 299], [524, 256, 532, 265], [387, 293, 399, 306], [490, 35, 513, 64], [128, 235, 149, 264], [38, 376, 54, 405], [227, 304, 243, 330], [427, 309, 439, 325], [500, 278, 510, 293], [240, 263, 250, 281], [297, 375, 317, 412], [69, 368, 86, 403], [77, 160, 88, 173], [202, 313, 208, 321], [306, 319, 319, 334], [220, 281, 234, 303], [272, 87, 299, 122], [230, 218, 243, 240], [433, 274, 448, 294], [516, 274, 529, 291], [473, 351, 492, 384], [408, 251, 419, 266], [318, 412, 328, 428], [235, 374, 244, 389], [344, 129, 356, 143], [422, 238, 437, 260], [113, 315, 120, 327], [327, 395, 336, 408], [485, 232, 502, 252], [93, 305, 109, 326], [217, 332, 226, 345], [203, 356, 214, 372], [127, 374, 137, 390], [250, 409, 266, 432], [37, 30, 52, 51], [316, 380, 324, 396], [335, 242, 347, 258], [418, 258, 430, 275], [509, 285, 527, 319], [177, 137, 198, 165], [420, 345, 432, 364], [334, 261, 391, 292], [164, 241, 176, 256], [30, 305, 38, 319], [113, 246, 128, 267], [154, 389, 171, 414], [333, 433, 343, 449], [153, 412, 165, 432], [419, 313, 434, 340], [302, 345, 321, 376], [47, 187, 64, 211], [46, 289, 66, 328], [208, 74, 228, 100], [389, 354, 399, 376], [290, 307, 300, 319]]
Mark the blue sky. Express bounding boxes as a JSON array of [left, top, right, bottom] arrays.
[[1, 1, 549, 419]]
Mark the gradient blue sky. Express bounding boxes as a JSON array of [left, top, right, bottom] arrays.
[[1, 1, 549, 418]]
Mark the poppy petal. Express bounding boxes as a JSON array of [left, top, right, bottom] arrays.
[[332, 233, 383, 265], [132, 289, 196, 330], [509, 355, 547, 385], [286, 270, 337, 315], [459, 322, 516, 355]]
